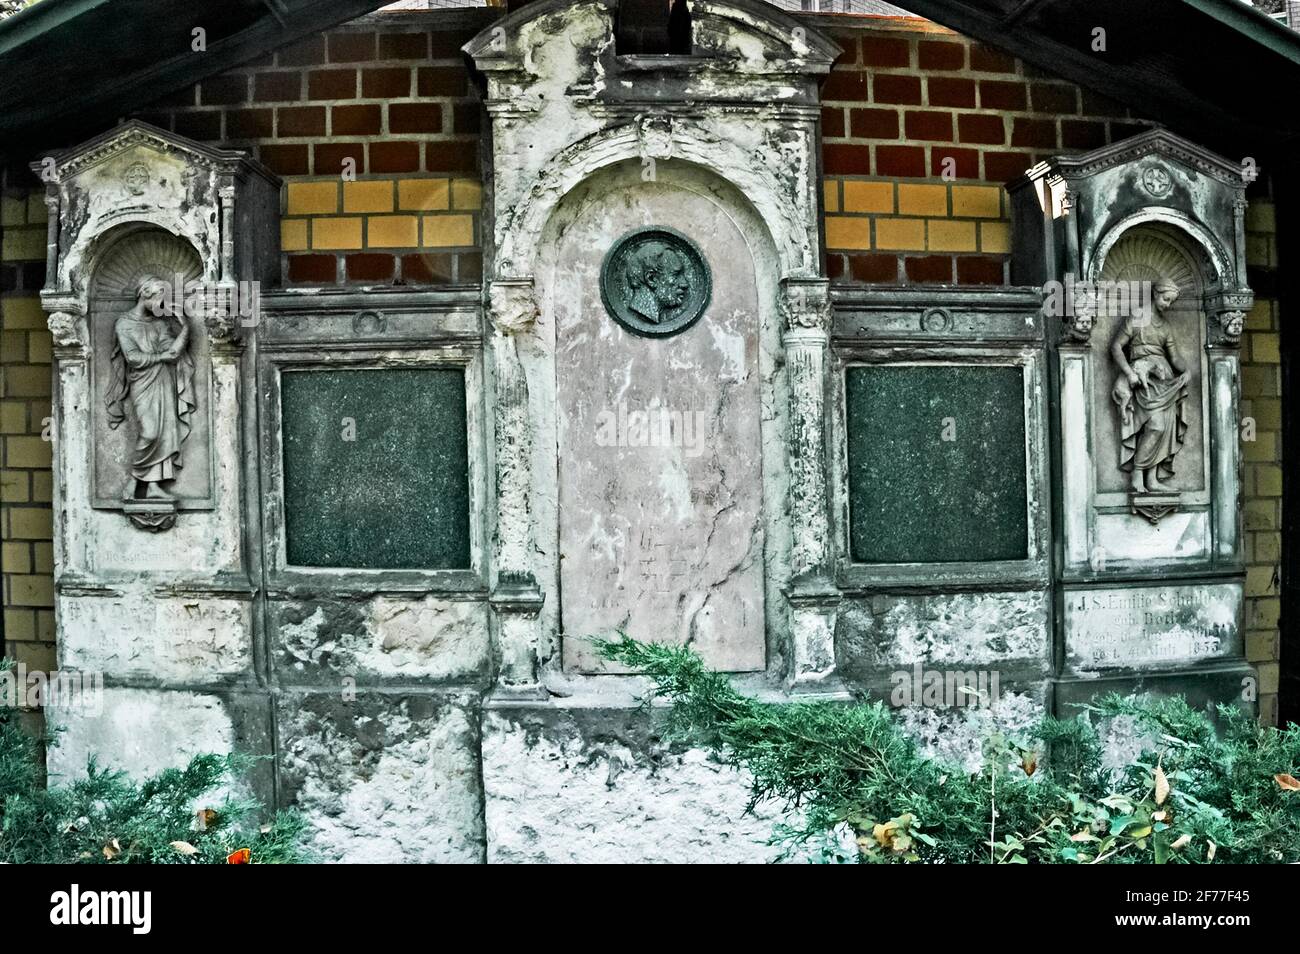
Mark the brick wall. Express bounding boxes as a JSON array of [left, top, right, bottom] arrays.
[[0, 177, 56, 682], [820, 20, 1152, 284], [132, 17, 488, 286]]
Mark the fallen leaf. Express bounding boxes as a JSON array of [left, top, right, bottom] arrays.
[[170, 841, 199, 856], [195, 808, 218, 831], [1275, 773, 1300, 792], [1022, 752, 1038, 777], [227, 848, 251, 865], [102, 838, 121, 861], [1154, 764, 1170, 805], [1207, 840, 1217, 862], [1170, 834, 1192, 850]]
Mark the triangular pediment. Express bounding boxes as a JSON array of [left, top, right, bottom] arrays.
[[1046, 128, 1246, 187]]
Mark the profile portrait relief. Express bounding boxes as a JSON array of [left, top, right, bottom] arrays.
[[600, 227, 710, 338]]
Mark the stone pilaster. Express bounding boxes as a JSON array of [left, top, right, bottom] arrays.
[[779, 277, 844, 694], [488, 279, 546, 699]]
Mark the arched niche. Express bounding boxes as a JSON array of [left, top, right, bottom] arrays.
[[86, 225, 213, 512]]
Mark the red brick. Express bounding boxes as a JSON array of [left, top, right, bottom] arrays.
[[254, 72, 303, 102], [418, 66, 469, 97], [401, 252, 454, 284], [277, 106, 327, 138], [199, 74, 248, 106], [278, 36, 326, 67], [288, 254, 338, 284], [457, 252, 483, 284], [371, 141, 422, 174], [328, 32, 377, 63], [332, 104, 382, 136], [904, 110, 953, 142], [226, 108, 273, 140], [970, 43, 1017, 73], [379, 32, 429, 60], [822, 143, 872, 176], [1061, 120, 1107, 150], [1081, 89, 1127, 117], [957, 113, 1005, 145], [1011, 118, 1057, 149], [930, 147, 979, 179], [873, 74, 922, 105], [345, 253, 395, 283], [362, 68, 412, 98], [424, 141, 477, 173], [430, 27, 477, 59], [918, 40, 965, 71], [173, 111, 221, 141], [983, 150, 1034, 183], [825, 253, 846, 281], [928, 77, 975, 108], [905, 255, 954, 284], [875, 145, 927, 178], [314, 142, 364, 175], [454, 103, 481, 135], [823, 69, 870, 101], [957, 256, 1006, 285], [1031, 83, 1078, 114], [849, 107, 898, 139], [308, 70, 357, 100], [980, 80, 1027, 111], [822, 105, 846, 139], [829, 32, 860, 65], [390, 103, 443, 134], [848, 253, 899, 283], [861, 36, 910, 68], [260, 143, 310, 176]]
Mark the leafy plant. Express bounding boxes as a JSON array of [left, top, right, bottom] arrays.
[[0, 661, 305, 864], [596, 635, 1300, 864]]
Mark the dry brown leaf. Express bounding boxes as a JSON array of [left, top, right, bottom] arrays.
[[101, 838, 121, 861], [1170, 834, 1192, 851], [1154, 763, 1170, 805], [170, 841, 199, 856], [1275, 773, 1300, 792]]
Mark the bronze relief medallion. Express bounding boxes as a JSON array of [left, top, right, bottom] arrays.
[[600, 226, 712, 338]]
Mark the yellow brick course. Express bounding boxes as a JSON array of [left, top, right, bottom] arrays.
[[368, 215, 420, 248], [951, 185, 1001, 218], [281, 220, 309, 252], [343, 180, 394, 214], [927, 219, 977, 252], [398, 179, 450, 211], [286, 181, 339, 215], [823, 180, 840, 213], [422, 214, 475, 248], [5, 436, 51, 469], [875, 218, 927, 250], [1, 296, 46, 329], [824, 216, 872, 250], [451, 179, 482, 210], [897, 183, 947, 216], [980, 221, 1011, 254], [311, 217, 364, 250], [842, 180, 894, 214]]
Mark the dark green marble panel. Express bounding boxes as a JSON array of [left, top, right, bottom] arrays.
[[281, 367, 471, 569], [846, 364, 1028, 564]]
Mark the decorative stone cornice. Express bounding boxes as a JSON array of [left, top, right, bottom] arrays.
[[779, 277, 831, 333]]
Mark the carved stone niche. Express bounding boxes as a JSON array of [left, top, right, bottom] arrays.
[[1010, 129, 1251, 573], [34, 121, 279, 534]]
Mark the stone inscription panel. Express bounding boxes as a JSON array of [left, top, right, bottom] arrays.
[[556, 181, 764, 672], [846, 364, 1028, 564], [280, 367, 471, 570], [1063, 581, 1242, 673]]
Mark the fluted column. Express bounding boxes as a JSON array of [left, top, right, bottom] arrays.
[[488, 279, 546, 700], [780, 277, 843, 693]]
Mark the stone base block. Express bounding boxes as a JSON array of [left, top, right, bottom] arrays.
[[276, 691, 484, 863], [482, 704, 785, 864]]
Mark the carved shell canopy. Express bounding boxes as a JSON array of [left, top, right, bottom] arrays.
[[90, 228, 202, 300], [1099, 229, 1200, 296]]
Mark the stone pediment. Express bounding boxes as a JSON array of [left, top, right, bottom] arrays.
[[465, 0, 840, 110], [1032, 127, 1248, 189]]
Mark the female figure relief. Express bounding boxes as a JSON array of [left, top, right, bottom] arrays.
[[1110, 279, 1190, 495], [105, 276, 195, 501]]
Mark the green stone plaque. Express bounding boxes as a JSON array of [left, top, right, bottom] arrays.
[[600, 226, 711, 337], [281, 367, 471, 570], [846, 364, 1028, 564]]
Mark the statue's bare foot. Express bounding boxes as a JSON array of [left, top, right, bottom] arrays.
[[1130, 472, 1147, 494], [1146, 474, 1174, 493], [143, 482, 175, 501]]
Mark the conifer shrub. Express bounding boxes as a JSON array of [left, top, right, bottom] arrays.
[[597, 636, 1300, 864]]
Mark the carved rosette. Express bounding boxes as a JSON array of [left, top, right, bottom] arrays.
[[488, 279, 545, 697]]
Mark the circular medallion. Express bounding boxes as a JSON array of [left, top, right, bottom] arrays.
[[600, 226, 711, 338], [1141, 165, 1172, 198]]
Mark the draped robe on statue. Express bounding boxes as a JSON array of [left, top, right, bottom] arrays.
[[106, 314, 196, 485], [1111, 317, 1189, 484]]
